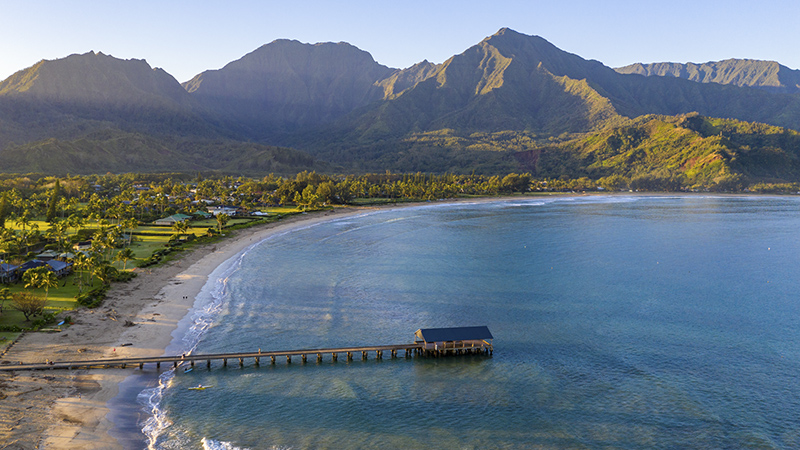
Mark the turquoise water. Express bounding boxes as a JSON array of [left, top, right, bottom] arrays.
[[142, 196, 800, 449]]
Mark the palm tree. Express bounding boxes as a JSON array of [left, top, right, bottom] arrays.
[[216, 213, 230, 235], [46, 220, 69, 252], [0, 287, 11, 315], [14, 209, 31, 235], [93, 262, 118, 286], [114, 247, 135, 271], [67, 214, 86, 237], [23, 266, 59, 301], [171, 220, 190, 239], [122, 218, 138, 246], [72, 252, 91, 292]]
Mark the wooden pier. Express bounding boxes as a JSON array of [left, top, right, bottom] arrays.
[[0, 340, 492, 372]]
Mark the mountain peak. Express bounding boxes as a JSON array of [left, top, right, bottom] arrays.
[[0, 51, 191, 110], [181, 39, 395, 137]]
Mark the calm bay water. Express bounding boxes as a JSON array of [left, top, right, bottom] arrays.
[[142, 196, 800, 449]]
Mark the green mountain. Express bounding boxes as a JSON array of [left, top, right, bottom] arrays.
[[294, 28, 800, 172], [616, 59, 800, 94], [525, 113, 800, 187], [3, 29, 800, 183], [0, 129, 324, 175]]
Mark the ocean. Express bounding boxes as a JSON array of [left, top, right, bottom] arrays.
[[135, 195, 800, 449]]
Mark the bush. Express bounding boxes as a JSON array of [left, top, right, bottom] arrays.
[[113, 271, 137, 282], [76, 285, 109, 308], [31, 312, 57, 330]]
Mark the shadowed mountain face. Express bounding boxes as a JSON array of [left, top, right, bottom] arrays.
[[182, 40, 395, 138], [0, 51, 217, 149], [0, 51, 193, 107], [3, 29, 800, 179], [616, 59, 800, 94]]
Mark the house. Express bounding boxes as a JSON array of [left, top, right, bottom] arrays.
[[192, 211, 213, 219], [34, 250, 60, 261], [46, 259, 73, 277], [15, 259, 73, 279], [0, 263, 19, 283], [414, 326, 494, 355], [73, 240, 92, 251], [17, 259, 48, 273], [208, 206, 240, 216], [153, 214, 192, 226]]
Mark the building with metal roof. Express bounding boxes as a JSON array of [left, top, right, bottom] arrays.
[[414, 326, 493, 357]]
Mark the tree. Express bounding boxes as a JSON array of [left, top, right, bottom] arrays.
[[12, 291, 46, 321], [114, 247, 135, 270], [93, 262, 119, 286], [0, 287, 10, 316], [216, 213, 230, 234], [294, 185, 319, 211], [0, 192, 9, 228], [46, 220, 69, 252], [14, 209, 31, 235], [46, 180, 62, 223], [72, 252, 91, 292], [171, 220, 190, 239], [23, 266, 59, 301], [122, 217, 138, 246]]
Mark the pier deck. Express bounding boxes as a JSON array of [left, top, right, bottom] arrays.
[[0, 340, 492, 372]]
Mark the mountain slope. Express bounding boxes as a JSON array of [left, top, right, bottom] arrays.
[[311, 29, 625, 151], [297, 28, 800, 169], [0, 129, 324, 175], [3, 30, 800, 181], [183, 40, 395, 139], [616, 59, 800, 94], [530, 113, 800, 186], [0, 51, 218, 150]]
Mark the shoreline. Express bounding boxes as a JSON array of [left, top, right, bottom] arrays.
[[0, 192, 674, 449], [0, 206, 382, 449]]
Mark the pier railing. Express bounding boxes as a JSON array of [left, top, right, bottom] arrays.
[[0, 340, 492, 372]]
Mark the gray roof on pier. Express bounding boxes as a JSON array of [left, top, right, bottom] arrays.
[[415, 326, 493, 343]]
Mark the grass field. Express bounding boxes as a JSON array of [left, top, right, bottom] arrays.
[[0, 208, 311, 352], [0, 209, 305, 339]]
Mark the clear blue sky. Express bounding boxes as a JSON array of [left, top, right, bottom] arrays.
[[1, 0, 798, 83]]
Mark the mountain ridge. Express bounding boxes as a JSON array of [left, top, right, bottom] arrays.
[[3, 29, 800, 184], [182, 39, 395, 138], [615, 59, 800, 94]]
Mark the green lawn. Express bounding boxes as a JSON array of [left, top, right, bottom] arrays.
[[0, 211, 302, 332]]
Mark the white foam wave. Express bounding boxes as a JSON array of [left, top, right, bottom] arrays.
[[139, 246, 252, 450], [201, 437, 292, 450], [201, 437, 250, 450]]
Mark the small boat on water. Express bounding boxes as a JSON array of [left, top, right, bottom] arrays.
[[188, 385, 212, 390]]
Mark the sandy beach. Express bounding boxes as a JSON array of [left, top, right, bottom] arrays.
[[0, 206, 375, 450]]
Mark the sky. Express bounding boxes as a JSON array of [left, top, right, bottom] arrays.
[[1, 0, 799, 83]]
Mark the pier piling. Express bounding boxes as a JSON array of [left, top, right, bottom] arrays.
[[1, 339, 493, 373]]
